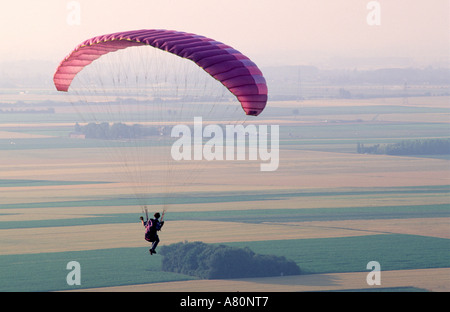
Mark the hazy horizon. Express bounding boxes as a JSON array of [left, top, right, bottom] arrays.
[[0, 0, 449, 69]]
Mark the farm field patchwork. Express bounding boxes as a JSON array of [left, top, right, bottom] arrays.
[[0, 96, 448, 291]]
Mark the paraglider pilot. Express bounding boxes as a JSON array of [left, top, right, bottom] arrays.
[[140, 211, 164, 255]]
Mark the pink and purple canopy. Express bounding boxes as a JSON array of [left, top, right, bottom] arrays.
[[53, 29, 267, 116]]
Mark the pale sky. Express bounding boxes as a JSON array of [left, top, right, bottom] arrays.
[[0, 0, 449, 67]]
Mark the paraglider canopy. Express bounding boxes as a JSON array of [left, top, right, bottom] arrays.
[[53, 29, 267, 116]]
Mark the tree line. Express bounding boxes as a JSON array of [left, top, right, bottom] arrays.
[[357, 138, 450, 155], [74, 122, 166, 139], [160, 241, 301, 279]]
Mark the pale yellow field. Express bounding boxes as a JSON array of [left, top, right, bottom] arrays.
[[293, 217, 450, 239], [2, 214, 449, 256], [0, 219, 388, 255], [0, 130, 52, 139], [75, 268, 450, 292], [1, 145, 448, 191]]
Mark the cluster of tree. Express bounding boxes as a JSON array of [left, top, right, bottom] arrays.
[[74, 122, 165, 139], [160, 241, 301, 279], [357, 138, 450, 155]]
